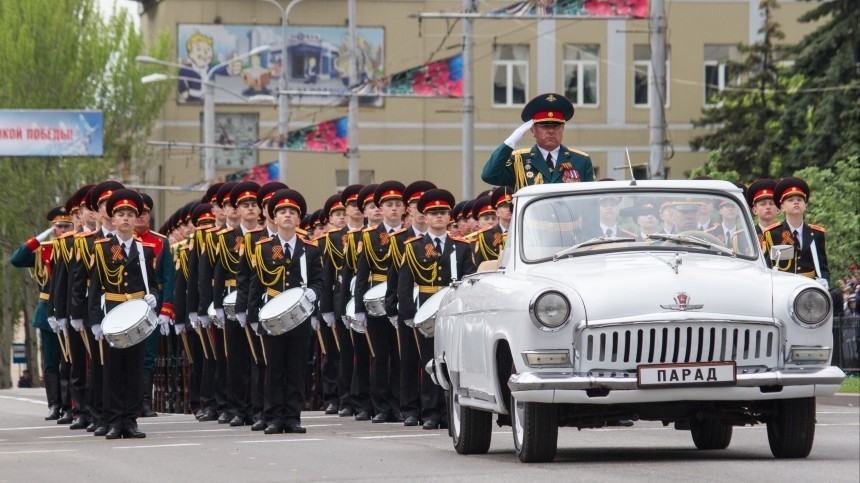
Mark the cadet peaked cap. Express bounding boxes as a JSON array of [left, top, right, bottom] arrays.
[[521, 92, 574, 123], [373, 181, 406, 207], [268, 189, 307, 219], [417, 189, 455, 214], [774, 177, 810, 208]]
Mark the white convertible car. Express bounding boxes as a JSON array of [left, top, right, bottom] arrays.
[[428, 180, 845, 463]]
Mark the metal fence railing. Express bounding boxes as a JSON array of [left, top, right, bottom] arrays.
[[833, 316, 860, 374]]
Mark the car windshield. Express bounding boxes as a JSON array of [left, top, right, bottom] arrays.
[[520, 191, 759, 262]]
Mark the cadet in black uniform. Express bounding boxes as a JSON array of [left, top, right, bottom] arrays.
[[474, 187, 513, 266]]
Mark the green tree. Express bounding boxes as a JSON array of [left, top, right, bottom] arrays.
[[0, 0, 172, 388], [780, 0, 860, 173]]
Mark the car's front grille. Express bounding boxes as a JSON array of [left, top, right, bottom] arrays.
[[576, 322, 780, 371]]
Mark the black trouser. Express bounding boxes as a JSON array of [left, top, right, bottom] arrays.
[[250, 332, 266, 419], [319, 324, 339, 405], [103, 341, 144, 428], [225, 319, 252, 418], [186, 332, 207, 411], [418, 334, 445, 423], [350, 327, 372, 413], [85, 329, 103, 424], [212, 327, 228, 411], [68, 329, 89, 417], [367, 316, 400, 416], [262, 333, 308, 426], [399, 326, 422, 419], [336, 320, 355, 410]]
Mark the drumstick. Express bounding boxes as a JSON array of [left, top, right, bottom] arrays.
[[80, 329, 92, 359], [258, 335, 268, 365], [223, 326, 228, 360], [207, 327, 218, 361], [195, 326, 209, 360], [57, 332, 69, 363], [98, 339, 104, 365], [244, 325, 258, 364], [331, 325, 341, 353], [395, 327, 402, 359], [316, 329, 327, 355], [64, 332, 71, 361], [413, 328, 422, 361], [180, 332, 193, 364], [364, 328, 376, 358]]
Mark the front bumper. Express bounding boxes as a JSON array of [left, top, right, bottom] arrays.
[[509, 366, 846, 404]]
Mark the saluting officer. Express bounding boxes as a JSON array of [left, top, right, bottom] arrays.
[[247, 189, 324, 434], [482, 93, 594, 191], [764, 177, 830, 288], [397, 189, 476, 429], [87, 189, 160, 439]]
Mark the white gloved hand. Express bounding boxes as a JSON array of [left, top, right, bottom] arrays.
[[57, 318, 68, 332], [251, 322, 260, 334], [144, 293, 157, 308], [310, 316, 320, 331], [216, 308, 225, 322], [404, 319, 415, 328], [305, 290, 317, 304], [354, 312, 367, 328], [199, 315, 211, 328], [322, 312, 335, 327], [174, 323, 186, 335], [503, 120, 534, 148], [188, 312, 199, 324], [35, 226, 55, 242], [236, 312, 247, 328], [341, 316, 352, 329], [815, 278, 829, 291], [158, 314, 171, 326], [389, 315, 399, 329], [91, 323, 104, 341], [47, 316, 58, 332], [160, 323, 170, 336], [71, 319, 84, 332]]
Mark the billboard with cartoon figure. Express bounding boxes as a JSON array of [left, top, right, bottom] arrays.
[[177, 24, 384, 106]]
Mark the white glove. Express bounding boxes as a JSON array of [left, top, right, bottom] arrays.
[[144, 293, 157, 308], [188, 312, 199, 324], [305, 290, 317, 304], [71, 319, 84, 332], [174, 323, 186, 335], [310, 317, 320, 331], [251, 322, 260, 334], [389, 316, 399, 328], [503, 120, 534, 148], [160, 324, 170, 336], [354, 312, 367, 328], [815, 278, 829, 290], [404, 319, 415, 328], [57, 318, 68, 332], [216, 309, 225, 322], [158, 314, 171, 326], [199, 315, 211, 328], [236, 312, 247, 328], [322, 312, 335, 326], [91, 323, 104, 341], [35, 226, 54, 242], [48, 316, 58, 331]]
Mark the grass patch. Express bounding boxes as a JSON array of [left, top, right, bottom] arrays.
[[839, 375, 860, 394]]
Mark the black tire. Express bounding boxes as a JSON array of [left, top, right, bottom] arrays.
[[449, 389, 492, 455], [767, 397, 816, 459], [511, 394, 558, 463], [690, 418, 733, 450]]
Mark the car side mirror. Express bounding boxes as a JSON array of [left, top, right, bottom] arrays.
[[770, 244, 794, 264]]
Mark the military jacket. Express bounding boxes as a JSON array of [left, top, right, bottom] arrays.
[[763, 221, 829, 282], [481, 143, 595, 191], [87, 235, 160, 325]]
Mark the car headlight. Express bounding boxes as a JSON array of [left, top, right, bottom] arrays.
[[791, 288, 830, 328], [529, 290, 571, 331]]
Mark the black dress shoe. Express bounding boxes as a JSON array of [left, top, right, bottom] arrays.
[[57, 412, 74, 425], [70, 415, 89, 430], [140, 405, 158, 418], [94, 426, 108, 437], [86, 422, 96, 432], [324, 403, 338, 415], [105, 426, 123, 440], [422, 418, 441, 430], [264, 423, 284, 434], [121, 426, 146, 438], [217, 411, 233, 424], [198, 408, 218, 422], [371, 412, 390, 423], [403, 415, 420, 427], [284, 424, 306, 434], [388, 413, 404, 423], [229, 415, 247, 427], [606, 419, 634, 427], [354, 410, 371, 421], [194, 409, 204, 420], [45, 405, 61, 421], [251, 419, 267, 431], [338, 407, 354, 417]]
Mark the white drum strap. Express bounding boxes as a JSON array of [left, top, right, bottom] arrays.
[[300, 253, 307, 288], [450, 251, 458, 281], [136, 241, 150, 296], [810, 238, 822, 279]]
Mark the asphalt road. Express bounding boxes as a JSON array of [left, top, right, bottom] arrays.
[[1, 388, 857, 482]]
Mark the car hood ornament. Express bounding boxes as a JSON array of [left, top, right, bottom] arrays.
[[660, 292, 703, 311]]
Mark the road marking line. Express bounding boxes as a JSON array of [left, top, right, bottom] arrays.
[[137, 420, 201, 426], [0, 449, 77, 455], [0, 426, 64, 432], [816, 423, 860, 426], [817, 411, 859, 414], [149, 429, 233, 434], [39, 434, 92, 439], [303, 424, 342, 428], [237, 438, 324, 444], [0, 395, 45, 405], [357, 434, 440, 440], [301, 415, 341, 419], [113, 443, 201, 449]]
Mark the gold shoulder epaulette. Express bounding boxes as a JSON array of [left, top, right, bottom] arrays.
[[451, 235, 469, 243], [257, 236, 273, 245], [570, 148, 589, 157], [248, 226, 264, 233], [58, 231, 76, 239], [149, 230, 167, 239], [40, 240, 53, 247], [296, 227, 308, 236], [363, 226, 377, 232], [466, 226, 492, 238], [302, 238, 319, 247], [75, 230, 96, 238], [328, 228, 340, 233], [513, 148, 532, 156], [405, 235, 422, 244], [809, 224, 826, 233], [764, 222, 782, 231], [215, 227, 230, 235], [390, 228, 407, 236], [94, 238, 110, 244], [141, 242, 156, 248]]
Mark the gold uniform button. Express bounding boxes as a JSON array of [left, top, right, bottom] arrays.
[[124, 272, 128, 276], [123, 282, 129, 286]]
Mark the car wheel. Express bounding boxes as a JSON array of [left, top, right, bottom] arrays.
[[690, 418, 733, 450], [767, 397, 816, 459], [449, 389, 492, 455], [511, 394, 558, 463]]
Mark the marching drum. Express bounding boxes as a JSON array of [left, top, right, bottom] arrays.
[[223, 291, 238, 321], [363, 282, 387, 317], [258, 288, 315, 336], [102, 299, 158, 348], [414, 287, 452, 338], [345, 299, 364, 333], [208, 302, 223, 328]]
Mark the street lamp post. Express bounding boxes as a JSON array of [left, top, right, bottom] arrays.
[[257, 0, 304, 183], [137, 45, 270, 183]]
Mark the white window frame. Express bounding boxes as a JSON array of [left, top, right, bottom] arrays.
[[633, 60, 670, 108], [492, 46, 529, 108], [704, 60, 730, 106], [563, 45, 600, 107]]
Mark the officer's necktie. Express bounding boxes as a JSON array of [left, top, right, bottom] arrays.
[[283, 242, 292, 262], [793, 229, 801, 251], [725, 230, 732, 247], [546, 153, 554, 173], [434, 237, 443, 256], [605, 228, 613, 238], [389, 228, 395, 234]]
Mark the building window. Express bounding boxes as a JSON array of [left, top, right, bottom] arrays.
[[704, 45, 739, 105], [563, 44, 599, 106], [633, 44, 670, 107], [493, 45, 529, 107], [336, 170, 375, 192]]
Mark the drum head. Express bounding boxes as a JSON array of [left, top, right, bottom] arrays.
[[415, 287, 451, 324], [259, 288, 305, 320], [364, 282, 387, 300], [103, 299, 149, 333], [345, 299, 356, 320], [207, 302, 216, 318], [223, 291, 238, 305]]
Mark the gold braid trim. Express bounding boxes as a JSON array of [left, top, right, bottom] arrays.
[[403, 242, 438, 285], [476, 232, 500, 261], [243, 232, 256, 266], [764, 230, 794, 272], [217, 232, 240, 275], [513, 152, 527, 191], [205, 230, 219, 264], [324, 232, 344, 271], [57, 237, 75, 265], [389, 236, 405, 267], [93, 243, 123, 290], [33, 245, 50, 287], [253, 242, 285, 288], [76, 236, 95, 270], [362, 230, 391, 272], [345, 231, 359, 272]]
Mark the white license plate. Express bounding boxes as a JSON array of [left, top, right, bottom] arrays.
[[637, 362, 736, 388]]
